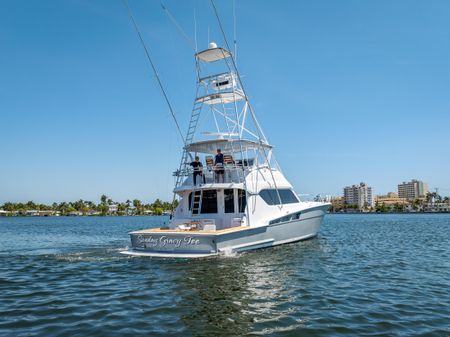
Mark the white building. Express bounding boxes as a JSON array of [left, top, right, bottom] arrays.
[[398, 179, 428, 200], [344, 182, 374, 210], [108, 204, 119, 213]]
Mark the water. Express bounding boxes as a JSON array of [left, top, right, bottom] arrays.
[[0, 214, 449, 337]]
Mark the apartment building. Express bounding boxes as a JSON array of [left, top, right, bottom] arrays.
[[344, 182, 374, 209], [398, 179, 428, 200]]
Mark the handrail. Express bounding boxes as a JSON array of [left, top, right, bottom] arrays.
[[198, 71, 231, 83], [173, 164, 251, 186], [173, 163, 253, 177]]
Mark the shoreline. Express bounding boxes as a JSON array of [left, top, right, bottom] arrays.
[[2, 212, 450, 218], [328, 211, 450, 215], [0, 214, 171, 218]]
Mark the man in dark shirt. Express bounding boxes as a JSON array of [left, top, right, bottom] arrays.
[[214, 149, 225, 183], [190, 156, 205, 185]]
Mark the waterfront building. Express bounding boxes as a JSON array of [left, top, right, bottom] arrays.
[[0, 210, 10, 216], [330, 196, 344, 211], [343, 182, 374, 209], [38, 210, 54, 216], [375, 194, 408, 206], [398, 180, 428, 200], [125, 206, 136, 216], [25, 210, 39, 216], [108, 204, 119, 213], [424, 202, 450, 212]]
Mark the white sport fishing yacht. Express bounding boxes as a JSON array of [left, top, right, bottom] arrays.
[[121, 41, 330, 258]]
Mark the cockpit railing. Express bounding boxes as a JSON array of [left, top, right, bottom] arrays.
[[173, 162, 254, 186]]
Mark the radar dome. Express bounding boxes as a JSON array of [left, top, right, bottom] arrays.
[[208, 42, 218, 49]]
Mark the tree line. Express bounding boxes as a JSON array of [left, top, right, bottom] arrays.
[[0, 195, 178, 216]]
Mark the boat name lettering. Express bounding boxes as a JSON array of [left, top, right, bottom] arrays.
[[137, 235, 201, 248]]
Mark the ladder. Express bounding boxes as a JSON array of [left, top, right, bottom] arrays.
[[174, 100, 203, 190], [191, 189, 203, 215]]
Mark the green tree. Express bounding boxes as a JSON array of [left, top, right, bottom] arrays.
[[394, 203, 404, 212], [26, 201, 37, 210], [153, 207, 163, 216], [66, 206, 76, 214], [376, 202, 388, 213], [99, 204, 109, 216], [153, 199, 163, 209], [133, 199, 142, 215]]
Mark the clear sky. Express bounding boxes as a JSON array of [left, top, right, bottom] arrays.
[[1, 0, 450, 204]]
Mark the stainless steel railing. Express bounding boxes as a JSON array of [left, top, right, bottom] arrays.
[[174, 164, 248, 186]]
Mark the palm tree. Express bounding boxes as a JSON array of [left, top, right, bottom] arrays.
[[133, 199, 142, 215]]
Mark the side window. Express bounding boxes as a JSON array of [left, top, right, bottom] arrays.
[[238, 189, 246, 213], [259, 189, 279, 205], [279, 189, 299, 204], [224, 189, 235, 213], [201, 190, 218, 214], [259, 189, 299, 205]]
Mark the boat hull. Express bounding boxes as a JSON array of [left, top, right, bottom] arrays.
[[121, 205, 328, 258]]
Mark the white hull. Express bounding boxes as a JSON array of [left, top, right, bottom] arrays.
[[120, 204, 328, 258]]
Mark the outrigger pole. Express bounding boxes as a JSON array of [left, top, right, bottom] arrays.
[[161, 3, 196, 52], [123, 0, 185, 144]]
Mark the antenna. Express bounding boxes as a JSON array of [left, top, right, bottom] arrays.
[[123, 0, 185, 144], [233, 0, 237, 65], [194, 8, 198, 52]]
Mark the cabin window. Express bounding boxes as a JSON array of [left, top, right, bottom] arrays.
[[224, 189, 235, 213], [238, 189, 247, 213], [200, 190, 218, 214], [259, 189, 299, 205]]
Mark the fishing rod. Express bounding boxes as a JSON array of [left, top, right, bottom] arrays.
[[161, 3, 196, 52], [123, 0, 185, 144]]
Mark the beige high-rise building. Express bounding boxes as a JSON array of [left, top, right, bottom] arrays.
[[398, 180, 428, 200]]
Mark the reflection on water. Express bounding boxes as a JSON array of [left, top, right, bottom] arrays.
[[0, 215, 449, 336]]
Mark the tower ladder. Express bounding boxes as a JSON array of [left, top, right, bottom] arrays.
[[190, 189, 203, 215]]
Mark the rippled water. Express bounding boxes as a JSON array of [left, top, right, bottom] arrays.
[[0, 214, 449, 336]]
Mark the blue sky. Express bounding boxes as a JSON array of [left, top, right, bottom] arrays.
[[1, 0, 449, 203]]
